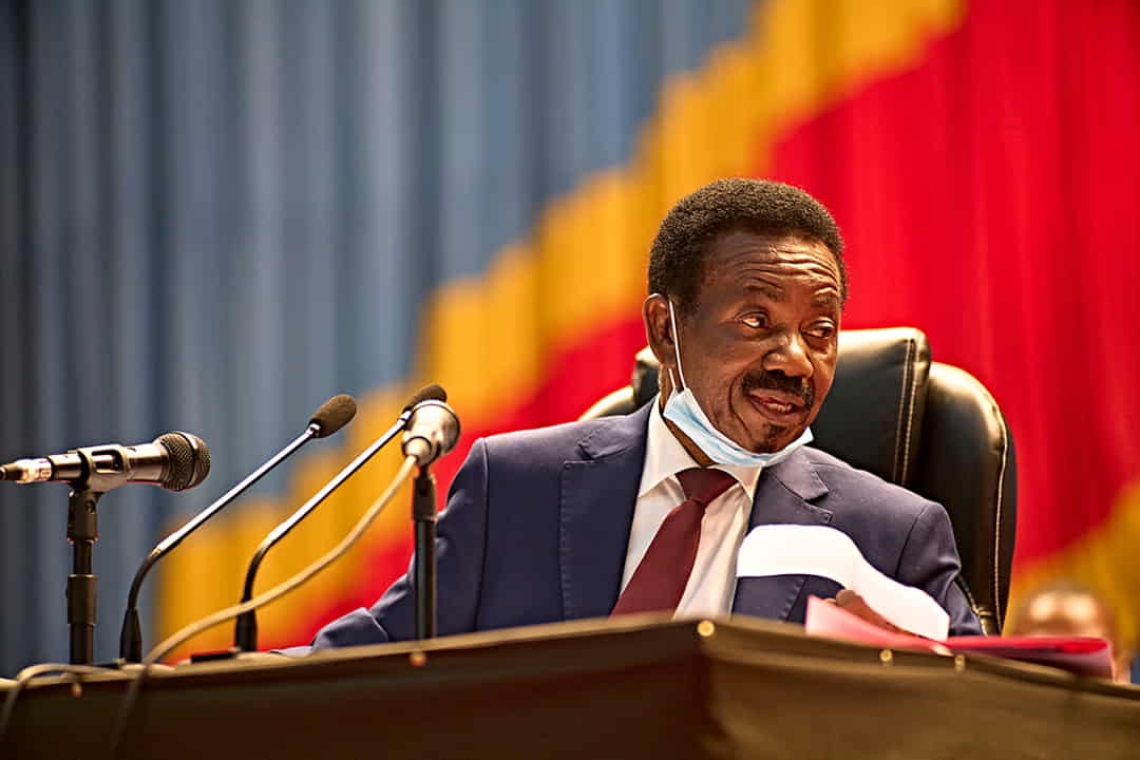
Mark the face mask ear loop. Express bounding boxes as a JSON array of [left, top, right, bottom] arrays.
[[667, 299, 688, 391]]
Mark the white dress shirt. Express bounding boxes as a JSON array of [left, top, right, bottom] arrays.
[[618, 402, 763, 618]]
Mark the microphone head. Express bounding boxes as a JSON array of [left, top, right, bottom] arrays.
[[402, 399, 461, 467], [309, 394, 357, 438], [156, 432, 211, 491], [403, 383, 447, 411]]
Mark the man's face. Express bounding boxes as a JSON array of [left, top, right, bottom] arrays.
[[646, 228, 843, 454]]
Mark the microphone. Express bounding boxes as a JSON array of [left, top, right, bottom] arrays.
[[233, 384, 446, 651], [306, 394, 359, 439], [399, 395, 459, 638], [403, 383, 448, 411], [118, 395, 356, 662], [0, 432, 210, 492], [402, 399, 460, 467]]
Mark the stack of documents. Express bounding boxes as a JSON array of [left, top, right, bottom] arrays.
[[737, 525, 1113, 679]]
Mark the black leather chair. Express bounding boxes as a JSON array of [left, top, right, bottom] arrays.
[[580, 327, 1017, 634]]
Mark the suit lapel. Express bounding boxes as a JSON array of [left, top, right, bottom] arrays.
[[559, 405, 650, 620], [732, 448, 834, 621]]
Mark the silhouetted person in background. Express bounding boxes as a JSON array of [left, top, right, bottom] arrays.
[[1005, 581, 1132, 684]]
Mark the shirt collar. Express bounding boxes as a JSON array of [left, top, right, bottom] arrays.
[[639, 399, 763, 501]]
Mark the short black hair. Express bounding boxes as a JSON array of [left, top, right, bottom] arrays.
[[648, 178, 846, 314]]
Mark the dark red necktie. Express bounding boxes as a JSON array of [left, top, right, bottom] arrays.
[[611, 467, 737, 616]]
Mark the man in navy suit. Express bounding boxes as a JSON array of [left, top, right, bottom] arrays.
[[312, 178, 981, 648]]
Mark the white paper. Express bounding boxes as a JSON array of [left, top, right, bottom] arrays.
[[736, 524, 950, 641]]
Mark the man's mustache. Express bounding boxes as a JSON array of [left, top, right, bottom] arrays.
[[742, 371, 814, 407]]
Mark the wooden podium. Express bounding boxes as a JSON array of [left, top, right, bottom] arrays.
[[3, 615, 1138, 759]]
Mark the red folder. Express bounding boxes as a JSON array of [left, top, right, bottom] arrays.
[[804, 596, 1113, 679]]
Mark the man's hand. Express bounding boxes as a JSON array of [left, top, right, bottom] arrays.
[[829, 589, 911, 635]]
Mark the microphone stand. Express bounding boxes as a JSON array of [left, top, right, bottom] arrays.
[[412, 465, 437, 640], [67, 456, 103, 665], [66, 448, 125, 665]]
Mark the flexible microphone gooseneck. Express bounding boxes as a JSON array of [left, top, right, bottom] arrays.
[[233, 384, 446, 651], [118, 395, 357, 662]]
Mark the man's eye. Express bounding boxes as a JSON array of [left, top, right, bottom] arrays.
[[741, 313, 769, 329], [805, 323, 836, 340]]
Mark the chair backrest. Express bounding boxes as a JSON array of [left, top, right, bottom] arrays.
[[579, 327, 1017, 634]]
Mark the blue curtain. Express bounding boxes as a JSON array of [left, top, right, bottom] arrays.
[[0, 0, 755, 673]]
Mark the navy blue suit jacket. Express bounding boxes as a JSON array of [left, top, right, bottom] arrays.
[[312, 404, 981, 648]]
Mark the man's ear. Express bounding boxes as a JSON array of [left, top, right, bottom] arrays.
[[643, 293, 677, 369]]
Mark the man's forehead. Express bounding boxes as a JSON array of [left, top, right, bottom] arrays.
[[708, 228, 834, 259], [702, 230, 842, 289]]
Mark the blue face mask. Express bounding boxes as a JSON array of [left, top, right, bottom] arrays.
[[661, 299, 813, 468]]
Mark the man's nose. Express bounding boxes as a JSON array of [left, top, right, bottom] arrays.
[[762, 331, 814, 378]]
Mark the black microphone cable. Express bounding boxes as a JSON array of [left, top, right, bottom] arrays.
[[234, 384, 446, 651], [118, 394, 357, 662]]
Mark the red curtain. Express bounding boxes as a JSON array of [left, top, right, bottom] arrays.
[[768, 0, 1140, 637]]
